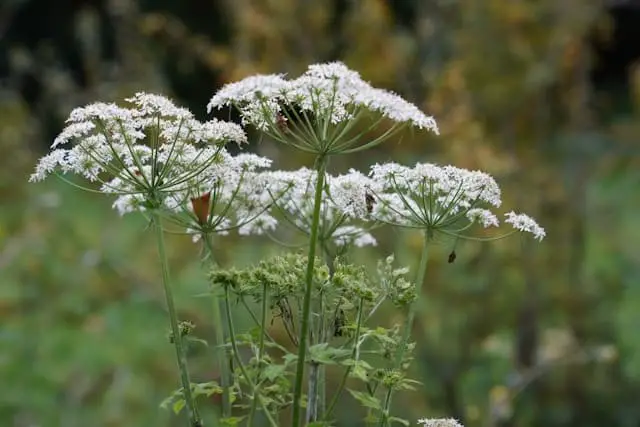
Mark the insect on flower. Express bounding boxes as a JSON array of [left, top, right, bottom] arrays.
[[275, 113, 289, 133], [365, 191, 376, 214]]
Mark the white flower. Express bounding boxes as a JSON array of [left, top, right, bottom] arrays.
[[466, 208, 499, 228], [370, 162, 502, 227], [328, 168, 376, 219], [417, 418, 464, 427], [333, 225, 377, 247], [162, 150, 275, 236], [261, 167, 377, 247], [368, 161, 544, 241], [504, 211, 546, 240], [30, 93, 248, 219], [207, 62, 438, 153]]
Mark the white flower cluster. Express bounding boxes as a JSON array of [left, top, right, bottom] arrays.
[[207, 62, 438, 152], [30, 68, 545, 244], [252, 167, 377, 247], [31, 93, 252, 218], [418, 418, 464, 427], [366, 162, 545, 241], [31, 92, 247, 184]]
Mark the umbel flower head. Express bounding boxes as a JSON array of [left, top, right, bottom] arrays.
[[30, 92, 247, 215], [363, 162, 545, 241], [159, 151, 275, 240], [418, 418, 464, 427], [207, 62, 438, 155], [249, 167, 377, 247]]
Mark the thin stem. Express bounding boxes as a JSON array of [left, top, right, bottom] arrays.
[[378, 388, 393, 427], [394, 230, 429, 366], [380, 230, 430, 425], [323, 297, 365, 421], [223, 286, 279, 427], [291, 154, 329, 427], [247, 281, 269, 426], [203, 235, 232, 419], [152, 212, 202, 427]]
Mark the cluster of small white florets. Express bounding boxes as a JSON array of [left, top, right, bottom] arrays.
[[30, 92, 247, 187], [249, 167, 377, 247], [207, 62, 439, 141], [30, 62, 545, 242], [417, 418, 464, 427]]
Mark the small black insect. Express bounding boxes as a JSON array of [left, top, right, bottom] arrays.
[[448, 250, 457, 264], [365, 191, 376, 214]]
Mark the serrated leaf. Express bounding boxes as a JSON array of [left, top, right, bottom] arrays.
[[347, 389, 381, 410], [350, 361, 372, 382], [309, 343, 351, 365], [283, 353, 298, 364], [263, 363, 287, 381]]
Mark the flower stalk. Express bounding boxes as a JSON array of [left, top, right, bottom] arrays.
[[223, 285, 279, 427], [203, 234, 233, 419], [291, 154, 329, 427], [152, 212, 202, 427], [378, 230, 430, 426]]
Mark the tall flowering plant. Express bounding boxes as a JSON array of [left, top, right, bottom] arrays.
[[31, 63, 544, 427]]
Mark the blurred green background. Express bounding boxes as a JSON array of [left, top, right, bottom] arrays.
[[1, 0, 640, 426]]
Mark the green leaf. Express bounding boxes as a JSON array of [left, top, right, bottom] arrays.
[[396, 378, 422, 391], [172, 398, 185, 414], [220, 416, 246, 426], [263, 363, 287, 381], [309, 343, 351, 365], [389, 416, 410, 426], [186, 336, 209, 347], [349, 360, 373, 382], [347, 389, 381, 410], [193, 381, 223, 397], [283, 353, 298, 364]]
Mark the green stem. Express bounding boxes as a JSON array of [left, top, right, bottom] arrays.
[[203, 235, 233, 419], [152, 212, 202, 427], [291, 154, 329, 427], [223, 286, 279, 427], [323, 297, 365, 421], [394, 230, 429, 367], [247, 281, 269, 426], [378, 388, 393, 427], [380, 230, 429, 425]]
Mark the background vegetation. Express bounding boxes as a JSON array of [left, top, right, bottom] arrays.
[[1, 0, 639, 426]]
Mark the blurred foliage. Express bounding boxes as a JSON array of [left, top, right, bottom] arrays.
[[1, 0, 640, 426]]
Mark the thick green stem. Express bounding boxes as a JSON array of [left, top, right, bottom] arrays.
[[291, 155, 329, 427], [203, 235, 232, 419], [152, 213, 202, 427]]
